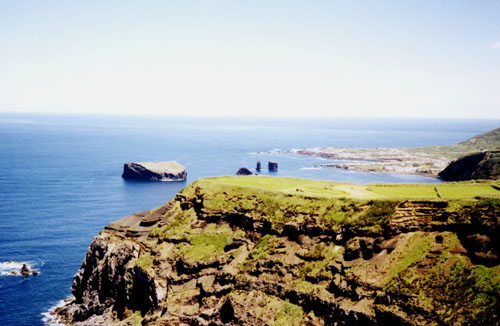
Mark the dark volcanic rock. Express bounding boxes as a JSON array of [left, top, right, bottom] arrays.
[[20, 264, 30, 275], [438, 151, 500, 181], [256, 160, 261, 171], [237, 167, 253, 175], [268, 161, 278, 171], [122, 161, 187, 181]]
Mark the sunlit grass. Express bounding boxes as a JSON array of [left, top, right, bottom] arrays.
[[204, 176, 498, 200]]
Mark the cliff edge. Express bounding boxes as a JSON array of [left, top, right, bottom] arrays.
[[52, 176, 500, 325]]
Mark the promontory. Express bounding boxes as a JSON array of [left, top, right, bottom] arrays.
[[51, 176, 500, 325]]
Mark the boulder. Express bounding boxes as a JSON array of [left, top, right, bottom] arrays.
[[122, 161, 187, 181], [236, 167, 253, 176], [268, 161, 278, 171], [21, 264, 30, 275]]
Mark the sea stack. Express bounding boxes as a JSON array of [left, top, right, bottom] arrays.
[[122, 161, 187, 181], [268, 161, 278, 172], [20, 264, 30, 275], [237, 167, 253, 175], [256, 160, 261, 171]]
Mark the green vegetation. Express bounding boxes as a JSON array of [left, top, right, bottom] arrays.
[[204, 176, 500, 200], [300, 243, 343, 279], [273, 300, 304, 326], [242, 234, 277, 271], [170, 176, 500, 236], [354, 200, 397, 228], [385, 233, 434, 282], [386, 232, 500, 325], [177, 223, 234, 263], [368, 184, 439, 198], [150, 204, 193, 241], [436, 182, 500, 198], [456, 127, 500, 151], [136, 252, 154, 274], [117, 310, 143, 326]]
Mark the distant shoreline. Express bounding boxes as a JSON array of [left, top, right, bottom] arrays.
[[292, 125, 500, 178]]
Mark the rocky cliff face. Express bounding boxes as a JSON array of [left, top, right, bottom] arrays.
[[53, 178, 500, 325], [439, 151, 500, 181]]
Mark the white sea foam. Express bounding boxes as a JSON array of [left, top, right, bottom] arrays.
[[42, 298, 72, 325], [0, 261, 32, 276], [300, 167, 322, 170]]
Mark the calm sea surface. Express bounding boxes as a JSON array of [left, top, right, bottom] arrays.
[[0, 114, 498, 325]]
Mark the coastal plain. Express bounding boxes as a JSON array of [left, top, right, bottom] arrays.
[[53, 176, 500, 326], [297, 127, 500, 177]]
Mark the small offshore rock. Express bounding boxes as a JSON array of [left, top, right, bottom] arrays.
[[122, 161, 187, 181], [21, 264, 30, 275], [268, 161, 278, 171], [236, 167, 253, 175], [256, 160, 261, 171]]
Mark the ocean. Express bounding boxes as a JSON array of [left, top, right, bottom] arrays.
[[0, 114, 497, 325]]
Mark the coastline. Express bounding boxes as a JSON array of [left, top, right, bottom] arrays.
[[294, 126, 500, 177], [296, 147, 461, 177], [315, 163, 441, 178]]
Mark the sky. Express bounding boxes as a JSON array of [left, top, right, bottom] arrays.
[[0, 1, 499, 118]]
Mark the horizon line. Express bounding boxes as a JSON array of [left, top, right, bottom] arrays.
[[1, 110, 500, 121]]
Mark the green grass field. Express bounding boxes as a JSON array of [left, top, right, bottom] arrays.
[[204, 176, 500, 200]]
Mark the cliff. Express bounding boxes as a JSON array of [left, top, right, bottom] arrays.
[[53, 176, 500, 325], [439, 151, 500, 181]]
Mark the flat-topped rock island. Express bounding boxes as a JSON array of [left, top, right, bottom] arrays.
[[122, 161, 187, 181]]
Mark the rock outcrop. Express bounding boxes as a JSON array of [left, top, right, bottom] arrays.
[[256, 161, 261, 171], [438, 151, 500, 181], [53, 178, 500, 326], [122, 161, 187, 181], [236, 167, 253, 176], [20, 264, 30, 275], [268, 161, 278, 171]]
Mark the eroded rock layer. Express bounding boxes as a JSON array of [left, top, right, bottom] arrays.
[[53, 179, 500, 325]]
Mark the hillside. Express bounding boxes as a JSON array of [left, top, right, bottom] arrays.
[[297, 126, 500, 177], [439, 151, 500, 181], [457, 127, 500, 151], [51, 176, 500, 325]]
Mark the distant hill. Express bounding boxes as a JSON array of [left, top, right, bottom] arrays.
[[456, 127, 500, 151], [439, 151, 500, 181]]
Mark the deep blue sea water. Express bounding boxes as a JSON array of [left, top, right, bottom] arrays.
[[0, 114, 498, 325]]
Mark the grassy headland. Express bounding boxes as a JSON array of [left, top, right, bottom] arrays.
[[56, 176, 500, 325]]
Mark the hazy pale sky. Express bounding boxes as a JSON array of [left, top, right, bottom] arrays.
[[1, 1, 499, 118]]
